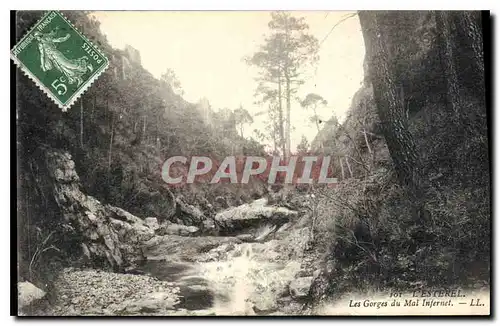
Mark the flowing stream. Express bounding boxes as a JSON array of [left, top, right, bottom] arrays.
[[138, 208, 310, 316]]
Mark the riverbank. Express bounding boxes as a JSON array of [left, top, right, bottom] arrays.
[[21, 193, 325, 316]]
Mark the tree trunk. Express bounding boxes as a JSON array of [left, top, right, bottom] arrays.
[[285, 74, 291, 158], [461, 12, 485, 79], [339, 157, 345, 180], [345, 157, 353, 178], [90, 96, 95, 123], [79, 99, 84, 148], [435, 11, 462, 119], [278, 71, 286, 157], [363, 128, 374, 169], [362, 128, 372, 154], [359, 11, 422, 198], [272, 121, 278, 155], [284, 16, 292, 159], [313, 106, 323, 151], [108, 113, 114, 171], [460, 11, 486, 106], [314, 119, 321, 135]]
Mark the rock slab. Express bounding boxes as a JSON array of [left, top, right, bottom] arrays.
[[289, 276, 314, 300], [18, 281, 46, 309], [214, 198, 298, 233]]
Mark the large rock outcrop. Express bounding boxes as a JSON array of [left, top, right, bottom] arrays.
[[31, 147, 157, 270], [214, 198, 298, 234]]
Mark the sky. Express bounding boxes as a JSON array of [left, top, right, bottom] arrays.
[[91, 11, 365, 151]]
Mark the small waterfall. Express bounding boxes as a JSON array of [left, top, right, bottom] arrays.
[[197, 242, 302, 315], [212, 245, 255, 315], [137, 199, 309, 315]]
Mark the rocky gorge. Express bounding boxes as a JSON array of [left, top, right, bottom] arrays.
[[18, 148, 321, 316], [15, 10, 491, 317]]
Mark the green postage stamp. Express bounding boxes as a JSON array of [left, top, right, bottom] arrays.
[[11, 11, 109, 111]]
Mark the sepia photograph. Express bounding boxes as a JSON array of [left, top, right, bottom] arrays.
[[13, 9, 491, 317]]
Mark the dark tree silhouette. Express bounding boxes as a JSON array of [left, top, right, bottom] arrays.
[[358, 11, 422, 200]]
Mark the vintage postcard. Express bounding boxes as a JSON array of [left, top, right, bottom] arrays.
[[14, 10, 491, 317]]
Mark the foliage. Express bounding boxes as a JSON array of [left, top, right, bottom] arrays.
[[310, 173, 489, 296], [300, 93, 327, 108], [234, 105, 254, 137], [301, 93, 328, 149], [16, 10, 268, 287], [307, 11, 490, 301], [296, 135, 310, 155], [246, 11, 319, 157], [161, 68, 184, 96]]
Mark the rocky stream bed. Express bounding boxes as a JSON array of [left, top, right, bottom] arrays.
[[20, 198, 320, 316], [17, 149, 324, 316]]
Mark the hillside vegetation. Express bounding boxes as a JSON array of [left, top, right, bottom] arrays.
[[16, 10, 266, 284], [307, 11, 489, 302]]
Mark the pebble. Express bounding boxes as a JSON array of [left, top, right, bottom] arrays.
[[46, 268, 180, 316]]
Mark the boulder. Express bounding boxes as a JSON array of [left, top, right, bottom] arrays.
[[289, 276, 314, 300], [196, 242, 237, 262], [144, 217, 160, 231], [142, 235, 242, 261], [236, 234, 254, 242], [107, 209, 155, 266], [156, 221, 200, 237], [254, 224, 277, 242], [252, 297, 277, 313], [193, 195, 216, 218], [18, 281, 46, 309], [108, 207, 154, 241], [175, 196, 216, 232], [276, 222, 291, 233], [214, 198, 298, 233]]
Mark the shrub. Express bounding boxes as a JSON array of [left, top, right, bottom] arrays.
[[309, 168, 490, 299]]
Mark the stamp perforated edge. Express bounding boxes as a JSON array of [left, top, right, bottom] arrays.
[[11, 10, 109, 112]]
